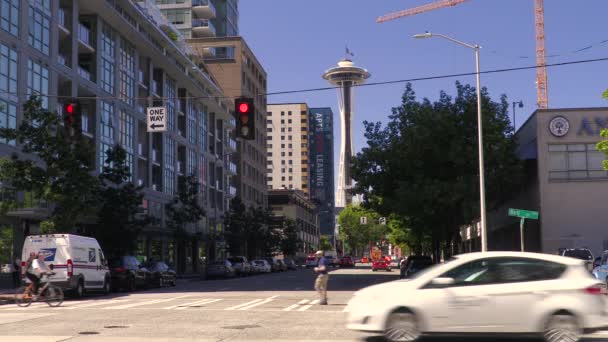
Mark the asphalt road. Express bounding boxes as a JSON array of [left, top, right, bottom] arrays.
[[0, 265, 607, 342]]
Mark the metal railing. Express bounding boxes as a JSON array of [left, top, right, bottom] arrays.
[[77, 23, 91, 46], [78, 67, 91, 81]]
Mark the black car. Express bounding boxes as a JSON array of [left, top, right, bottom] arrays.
[[109, 256, 150, 291], [145, 261, 177, 287], [560, 248, 594, 271], [400, 255, 433, 279]]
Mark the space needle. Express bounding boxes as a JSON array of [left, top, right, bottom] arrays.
[[323, 58, 370, 209]]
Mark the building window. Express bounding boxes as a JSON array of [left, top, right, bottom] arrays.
[[281, 152, 285, 156], [302, 167, 308, 172], [288, 157, 292, 162], [266, 119, 272, 124], [267, 127, 272, 132], [281, 119, 285, 124], [288, 111, 292, 116], [27, 59, 49, 108], [188, 148, 197, 176], [301, 118, 307, 123], [119, 38, 135, 105], [301, 127, 307, 132], [165, 137, 176, 194], [199, 106, 208, 152], [100, 23, 116, 94], [281, 160, 285, 165], [281, 128, 285, 132], [281, 136, 285, 140], [288, 119, 292, 124], [99, 142, 113, 173], [165, 78, 176, 131], [267, 112, 272, 116], [100, 101, 115, 143], [281, 111, 284, 116], [288, 168, 293, 173], [0, 44, 17, 96], [267, 152, 272, 156], [1, 0, 18, 36], [0, 100, 16, 145], [187, 101, 196, 144], [548, 144, 607, 180], [28, 6, 50, 55]]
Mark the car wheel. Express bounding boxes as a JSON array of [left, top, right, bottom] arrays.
[[384, 310, 421, 342], [544, 313, 581, 342], [103, 277, 111, 295], [75, 279, 85, 298]]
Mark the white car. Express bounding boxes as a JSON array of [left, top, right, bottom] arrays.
[[252, 260, 271, 273], [346, 251, 608, 342]]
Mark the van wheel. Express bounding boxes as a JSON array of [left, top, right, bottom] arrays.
[[75, 279, 85, 298], [103, 277, 111, 295]]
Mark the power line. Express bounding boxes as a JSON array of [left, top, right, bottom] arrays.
[[7, 56, 608, 102]]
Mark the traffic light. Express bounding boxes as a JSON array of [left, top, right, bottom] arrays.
[[235, 97, 255, 140], [63, 98, 81, 137]]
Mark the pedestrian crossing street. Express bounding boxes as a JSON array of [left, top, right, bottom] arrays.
[[0, 294, 348, 313]]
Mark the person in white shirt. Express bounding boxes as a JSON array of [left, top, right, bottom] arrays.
[[26, 253, 50, 296]]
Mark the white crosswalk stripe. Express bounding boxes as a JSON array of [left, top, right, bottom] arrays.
[[103, 295, 190, 309], [237, 295, 279, 311], [61, 299, 130, 309], [283, 299, 309, 311], [297, 299, 319, 311], [225, 299, 263, 311], [165, 298, 222, 310]]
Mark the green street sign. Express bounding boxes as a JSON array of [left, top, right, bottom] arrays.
[[508, 208, 539, 220]]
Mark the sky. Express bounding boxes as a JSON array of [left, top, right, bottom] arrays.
[[239, 0, 608, 190]]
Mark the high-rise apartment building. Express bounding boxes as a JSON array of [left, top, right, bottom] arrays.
[[189, 37, 268, 208], [309, 108, 335, 237], [156, 0, 238, 39], [0, 0, 235, 273], [266, 104, 311, 196]]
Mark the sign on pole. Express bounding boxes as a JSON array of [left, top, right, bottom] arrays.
[[508, 208, 539, 220], [147, 107, 167, 132], [360, 216, 367, 225], [379, 217, 387, 225]]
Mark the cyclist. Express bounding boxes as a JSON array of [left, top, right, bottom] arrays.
[[25, 252, 51, 299]]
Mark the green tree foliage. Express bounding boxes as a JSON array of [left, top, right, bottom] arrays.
[[351, 82, 521, 258], [166, 174, 205, 241], [597, 89, 608, 169], [0, 225, 13, 264], [278, 218, 300, 257], [338, 205, 387, 256], [224, 198, 277, 259], [319, 235, 333, 251], [0, 97, 98, 231], [94, 145, 148, 257]]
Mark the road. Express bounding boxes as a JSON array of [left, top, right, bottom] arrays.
[[0, 265, 607, 342]]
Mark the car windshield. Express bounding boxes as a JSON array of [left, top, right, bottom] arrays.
[[564, 250, 593, 260]]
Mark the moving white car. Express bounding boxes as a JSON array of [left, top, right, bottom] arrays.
[[22, 234, 111, 298], [345, 251, 608, 342]]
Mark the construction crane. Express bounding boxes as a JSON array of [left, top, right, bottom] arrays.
[[377, 0, 549, 109]]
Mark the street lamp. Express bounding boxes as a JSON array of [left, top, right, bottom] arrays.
[[512, 101, 523, 131], [413, 31, 488, 252]]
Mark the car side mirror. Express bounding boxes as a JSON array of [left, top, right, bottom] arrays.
[[431, 277, 455, 286]]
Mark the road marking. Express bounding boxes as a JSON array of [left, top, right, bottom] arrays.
[[103, 295, 190, 309], [298, 299, 309, 305], [173, 299, 223, 310], [164, 298, 215, 310], [282, 304, 300, 311], [238, 295, 279, 311], [225, 299, 263, 311], [62, 299, 130, 309], [297, 299, 319, 311]]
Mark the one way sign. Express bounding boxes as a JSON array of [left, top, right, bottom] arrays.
[[147, 107, 167, 133]]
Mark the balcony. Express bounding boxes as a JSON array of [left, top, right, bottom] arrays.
[[57, 8, 70, 37], [78, 67, 92, 82], [138, 70, 147, 88], [57, 54, 70, 68], [136, 103, 145, 114], [226, 138, 237, 152], [138, 143, 147, 159], [152, 149, 160, 165], [191, 19, 216, 38], [227, 162, 237, 175], [151, 81, 161, 98], [177, 162, 184, 175], [228, 186, 237, 197], [5, 192, 50, 220], [77, 23, 94, 53], [192, 0, 216, 18], [227, 118, 236, 129]]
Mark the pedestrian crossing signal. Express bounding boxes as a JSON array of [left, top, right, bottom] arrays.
[[236, 97, 255, 140]]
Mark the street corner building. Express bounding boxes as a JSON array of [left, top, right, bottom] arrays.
[[460, 107, 608, 257], [0, 0, 241, 274]]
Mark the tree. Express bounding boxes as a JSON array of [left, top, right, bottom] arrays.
[[319, 235, 333, 251], [0, 97, 99, 231], [94, 145, 148, 257], [166, 174, 205, 240], [338, 204, 387, 256], [224, 197, 248, 256], [352, 82, 522, 259], [597, 89, 608, 169], [278, 218, 300, 257]]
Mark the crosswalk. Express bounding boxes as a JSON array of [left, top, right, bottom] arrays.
[[0, 295, 346, 313]]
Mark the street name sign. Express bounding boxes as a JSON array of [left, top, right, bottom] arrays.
[[147, 107, 167, 132], [508, 208, 539, 220]]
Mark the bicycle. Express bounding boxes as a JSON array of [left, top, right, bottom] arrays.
[[15, 272, 64, 307]]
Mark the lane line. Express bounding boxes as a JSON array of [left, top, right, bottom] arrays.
[[61, 299, 130, 309], [163, 298, 216, 310], [282, 304, 300, 311], [174, 299, 223, 310], [103, 294, 190, 309], [297, 299, 319, 311], [237, 295, 279, 311], [297, 299, 310, 305], [225, 299, 263, 311]]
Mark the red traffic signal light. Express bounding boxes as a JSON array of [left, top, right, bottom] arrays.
[[63, 98, 81, 136], [66, 103, 75, 114], [235, 97, 255, 140]]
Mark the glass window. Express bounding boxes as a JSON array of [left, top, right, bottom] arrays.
[[165, 137, 176, 195], [119, 38, 135, 105], [549, 144, 608, 180], [100, 23, 116, 94], [0, 43, 17, 96], [100, 101, 115, 143], [0, 100, 16, 145], [119, 111, 134, 150], [28, 6, 50, 55], [1, 0, 19, 36], [165, 78, 176, 132], [27, 59, 49, 108], [99, 142, 113, 173]]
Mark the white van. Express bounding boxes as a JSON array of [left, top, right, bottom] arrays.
[[21, 234, 111, 297]]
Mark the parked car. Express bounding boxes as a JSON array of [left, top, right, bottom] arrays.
[[252, 260, 272, 273], [284, 258, 297, 270], [305, 256, 318, 268], [276, 259, 288, 272], [324, 255, 337, 267], [339, 256, 354, 268], [227, 256, 252, 276], [372, 258, 391, 272], [206, 260, 236, 278], [21, 234, 111, 297], [264, 257, 282, 272], [109, 256, 150, 292], [560, 248, 594, 271], [144, 261, 176, 287], [360, 256, 370, 263], [346, 251, 607, 342], [400, 255, 433, 279]]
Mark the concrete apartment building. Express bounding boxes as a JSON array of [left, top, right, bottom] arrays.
[[266, 103, 311, 196], [187, 37, 268, 209], [268, 189, 319, 258], [459, 108, 608, 258], [0, 0, 236, 273], [155, 0, 238, 39]]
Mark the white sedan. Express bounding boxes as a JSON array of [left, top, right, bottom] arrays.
[[251, 260, 271, 273], [346, 251, 608, 342]]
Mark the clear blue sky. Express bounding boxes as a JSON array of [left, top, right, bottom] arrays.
[[240, 0, 608, 189]]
